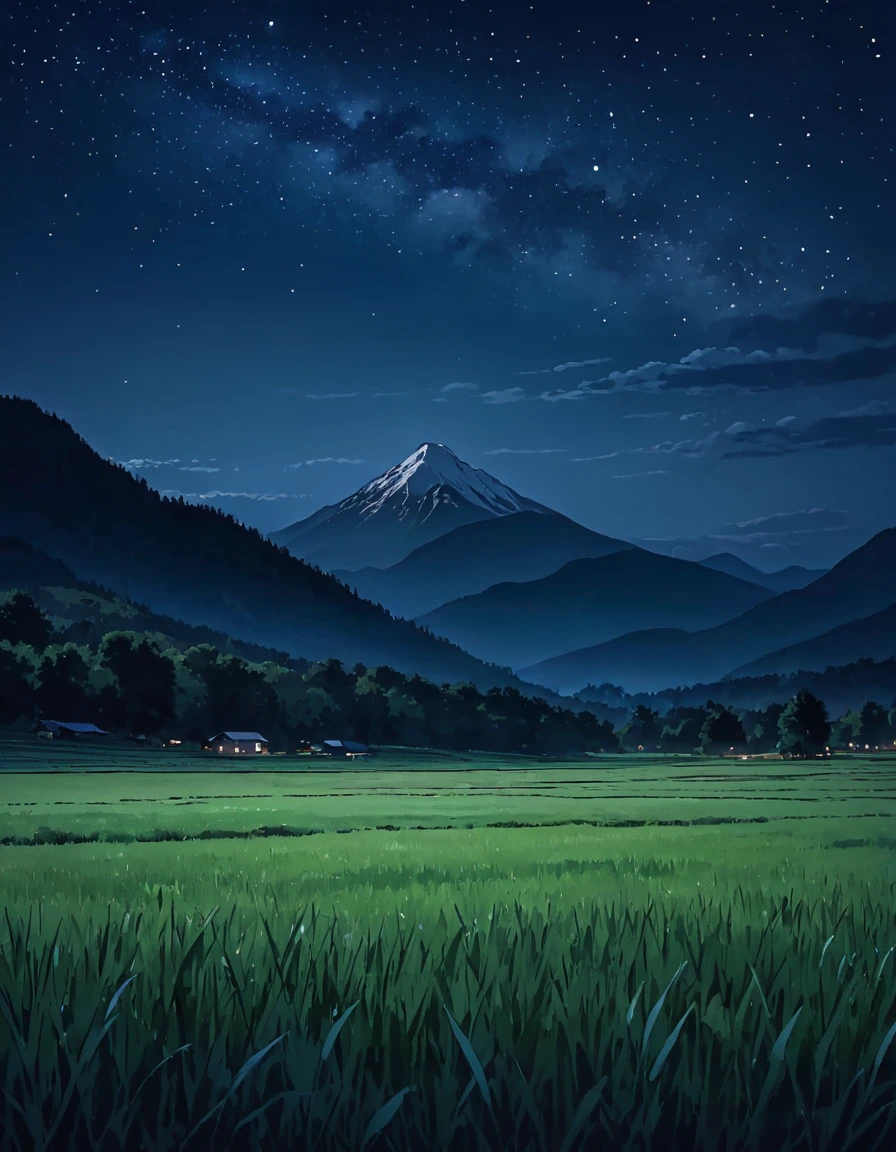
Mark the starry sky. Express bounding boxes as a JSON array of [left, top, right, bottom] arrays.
[[3, 0, 894, 570]]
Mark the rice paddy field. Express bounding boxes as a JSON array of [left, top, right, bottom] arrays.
[[1, 740, 895, 1150]]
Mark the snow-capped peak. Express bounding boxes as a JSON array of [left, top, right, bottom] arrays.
[[352, 442, 547, 521]]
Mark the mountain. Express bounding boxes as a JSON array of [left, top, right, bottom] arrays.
[[730, 601, 896, 678], [520, 528, 896, 694], [333, 511, 633, 619], [0, 398, 551, 691], [270, 442, 553, 571], [699, 552, 826, 593], [415, 549, 773, 670]]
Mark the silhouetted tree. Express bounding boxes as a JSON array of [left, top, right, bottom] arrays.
[[777, 690, 830, 757]]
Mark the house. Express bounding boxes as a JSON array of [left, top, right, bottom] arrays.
[[322, 739, 370, 759], [38, 721, 108, 740], [205, 731, 269, 755]]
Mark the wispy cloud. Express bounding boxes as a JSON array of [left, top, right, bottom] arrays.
[[284, 457, 365, 470], [481, 387, 526, 405], [160, 489, 313, 502], [541, 332, 896, 401], [622, 411, 672, 420], [120, 458, 181, 469], [306, 392, 360, 400], [440, 381, 479, 393], [178, 465, 220, 473], [518, 357, 612, 376], [721, 401, 896, 458], [482, 447, 569, 455], [612, 470, 669, 479]]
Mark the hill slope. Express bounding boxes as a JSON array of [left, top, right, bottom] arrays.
[[699, 553, 826, 593], [730, 601, 896, 678], [521, 528, 896, 693], [0, 536, 309, 668], [0, 398, 546, 690], [270, 442, 553, 571], [415, 549, 772, 670], [334, 511, 633, 618]]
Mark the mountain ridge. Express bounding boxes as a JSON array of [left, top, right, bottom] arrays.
[[698, 552, 827, 593], [270, 442, 554, 571], [334, 511, 634, 618], [519, 528, 896, 693], [415, 548, 774, 670]]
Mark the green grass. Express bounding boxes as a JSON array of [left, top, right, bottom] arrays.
[[1, 751, 894, 1149]]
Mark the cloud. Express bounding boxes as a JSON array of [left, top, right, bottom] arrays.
[[160, 490, 312, 502], [120, 458, 180, 469], [373, 390, 411, 397], [440, 381, 479, 393], [721, 403, 896, 459], [725, 508, 851, 534], [285, 457, 365, 470], [623, 411, 672, 420], [637, 508, 853, 553], [539, 312, 896, 401], [679, 411, 706, 421], [540, 387, 594, 402], [481, 387, 526, 405], [306, 392, 360, 400], [178, 465, 220, 473], [612, 470, 669, 479], [518, 357, 612, 376], [482, 447, 569, 455], [729, 297, 896, 354]]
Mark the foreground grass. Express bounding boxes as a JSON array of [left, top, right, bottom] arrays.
[[1, 819, 895, 1151]]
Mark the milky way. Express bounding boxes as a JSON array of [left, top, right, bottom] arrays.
[[2, 1, 893, 566]]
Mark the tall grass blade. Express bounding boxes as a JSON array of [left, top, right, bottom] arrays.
[[105, 973, 139, 1022], [558, 1077, 608, 1152], [444, 1006, 491, 1110], [361, 1086, 415, 1147], [321, 1001, 360, 1062], [642, 961, 687, 1056], [649, 1004, 695, 1082]]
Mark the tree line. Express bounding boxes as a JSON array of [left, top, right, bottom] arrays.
[[1, 590, 893, 757]]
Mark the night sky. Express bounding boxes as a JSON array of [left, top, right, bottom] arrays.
[[3, 0, 894, 570]]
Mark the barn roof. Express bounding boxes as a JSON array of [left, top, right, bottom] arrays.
[[41, 721, 108, 735], [208, 731, 268, 742], [324, 739, 369, 752]]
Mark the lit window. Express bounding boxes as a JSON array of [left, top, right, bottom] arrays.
[[255, 742, 262, 752]]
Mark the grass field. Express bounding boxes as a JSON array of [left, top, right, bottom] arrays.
[[1, 743, 894, 1149]]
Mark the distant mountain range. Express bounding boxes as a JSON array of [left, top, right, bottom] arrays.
[[270, 442, 553, 571], [416, 549, 774, 670], [335, 511, 633, 619], [520, 529, 896, 693], [698, 552, 827, 593], [0, 399, 547, 691], [4, 397, 888, 703]]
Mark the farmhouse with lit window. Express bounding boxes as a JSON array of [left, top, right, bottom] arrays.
[[205, 731, 269, 755]]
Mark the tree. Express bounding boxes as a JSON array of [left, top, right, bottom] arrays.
[[99, 632, 177, 734], [777, 690, 831, 758], [619, 705, 661, 751], [0, 591, 53, 650], [37, 644, 91, 719], [852, 700, 893, 749], [0, 642, 35, 723], [747, 702, 786, 753], [699, 707, 747, 756]]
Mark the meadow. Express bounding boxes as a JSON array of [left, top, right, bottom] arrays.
[[0, 744, 895, 1150]]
